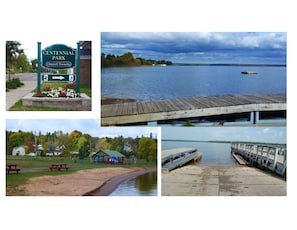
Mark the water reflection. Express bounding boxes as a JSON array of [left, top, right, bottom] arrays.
[[109, 171, 157, 196]]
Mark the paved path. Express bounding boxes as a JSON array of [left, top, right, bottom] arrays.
[[162, 165, 286, 196], [6, 73, 37, 110]]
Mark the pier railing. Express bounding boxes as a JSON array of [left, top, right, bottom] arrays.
[[231, 143, 286, 177]]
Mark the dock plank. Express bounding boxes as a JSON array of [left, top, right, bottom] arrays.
[[101, 94, 286, 125]]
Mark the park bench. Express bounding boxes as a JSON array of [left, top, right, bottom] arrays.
[[6, 164, 21, 174], [49, 164, 69, 171]]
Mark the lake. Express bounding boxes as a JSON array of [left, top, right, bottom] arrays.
[[109, 171, 157, 196], [162, 140, 236, 166], [101, 65, 286, 101]]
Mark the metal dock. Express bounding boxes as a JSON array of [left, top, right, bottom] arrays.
[[101, 93, 286, 125], [162, 148, 202, 172], [231, 143, 286, 177]]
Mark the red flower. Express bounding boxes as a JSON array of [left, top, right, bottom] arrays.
[[35, 92, 43, 97], [59, 92, 67, 97]]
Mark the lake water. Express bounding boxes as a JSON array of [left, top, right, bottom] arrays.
[[109, 171, 157, 196], [101, 65, 286, 101], [162, 140, 236, 166]]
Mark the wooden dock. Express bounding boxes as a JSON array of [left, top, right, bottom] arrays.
[[101, 94, 286, 125]]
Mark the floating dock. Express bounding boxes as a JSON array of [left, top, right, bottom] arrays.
[[162, 148, 202, 172], [231, 152, 249, 165], [231, 143, 286, 177], [101, 93, 286, 125]]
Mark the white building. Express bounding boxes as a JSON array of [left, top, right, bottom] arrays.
[[12, 146, 27, 156]]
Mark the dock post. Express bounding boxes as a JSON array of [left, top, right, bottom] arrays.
[[147, 121, 158, 126], [252, 111, 259, 124]]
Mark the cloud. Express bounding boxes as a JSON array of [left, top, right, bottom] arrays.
[[101, 32, 286, 64]]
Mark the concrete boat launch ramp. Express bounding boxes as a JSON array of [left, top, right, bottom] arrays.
[[162, 165, 286, 196]]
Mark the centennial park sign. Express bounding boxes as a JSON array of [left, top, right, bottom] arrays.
[[42, 44, 76, 69], [37, 42, 81, 94]]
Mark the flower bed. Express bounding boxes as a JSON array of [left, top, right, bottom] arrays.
[[34, 87, 80, 98]]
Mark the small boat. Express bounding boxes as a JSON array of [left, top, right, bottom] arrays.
[[241, 71, 257, 75], [162, 148, 202, 172]]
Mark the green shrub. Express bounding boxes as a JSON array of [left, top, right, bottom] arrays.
[[6, 78, 24, 89]]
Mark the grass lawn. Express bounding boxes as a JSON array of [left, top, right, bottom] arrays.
[[6, 155, 156, 195]]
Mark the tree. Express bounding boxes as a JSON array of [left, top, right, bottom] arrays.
[[16, 53, 30, 72], [6, 41, 24, 79], [138, 137, 157, 162], [6, 130, 34, 155], [31, 59, 38, 71], [24, 135, 34, 154], [78, 140, 90, 159], [96, 137, 111, 150], [101, 52, 172, 68], [118, 52, 134, 65], [110, 136, 125, 153]]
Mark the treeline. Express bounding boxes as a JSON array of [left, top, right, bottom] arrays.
[[6, 130, 157, 162], [101, 52, 172, 68], [6, 41, 59, 78], [6, 41, 36, 75]]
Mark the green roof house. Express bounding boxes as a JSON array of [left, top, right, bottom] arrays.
[[95, 149, 126, 164]]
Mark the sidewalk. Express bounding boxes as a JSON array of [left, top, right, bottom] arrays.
[[6, 81, 37, 110]]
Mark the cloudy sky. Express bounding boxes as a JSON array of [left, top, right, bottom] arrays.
[[6, 119, 158, 138], [101, 32, 286, 64], [19, 40, 79, 61], [162, 127, 286, 144]]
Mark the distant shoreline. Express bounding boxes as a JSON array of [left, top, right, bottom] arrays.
[[102, 63, 286, 68], [162, 139, 286, 146], [172, 63, 286, 67]]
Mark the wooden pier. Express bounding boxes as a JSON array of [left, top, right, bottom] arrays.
[[101, 93, 286, 125]]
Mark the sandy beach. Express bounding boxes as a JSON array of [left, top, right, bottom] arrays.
[[17, 167, 154, 196]]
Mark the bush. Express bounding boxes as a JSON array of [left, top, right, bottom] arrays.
[[6, 78, 24, 89]]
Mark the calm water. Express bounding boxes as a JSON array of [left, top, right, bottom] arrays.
[[109, 171, 157, 196], [101, 65, 286, 101], [162, 140, 236, 166]]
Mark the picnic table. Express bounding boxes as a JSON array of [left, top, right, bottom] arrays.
[[49, 163, 69, 171], [6, 164, 21, 174]]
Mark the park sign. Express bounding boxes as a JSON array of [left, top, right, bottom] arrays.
[[42, 44, 76, 69], [37, 42, 81, 93], [42, 74, 76, 82]]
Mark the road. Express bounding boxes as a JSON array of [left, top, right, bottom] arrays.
[[6, 73, 37, 81], [6, 73, 37, 110]]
